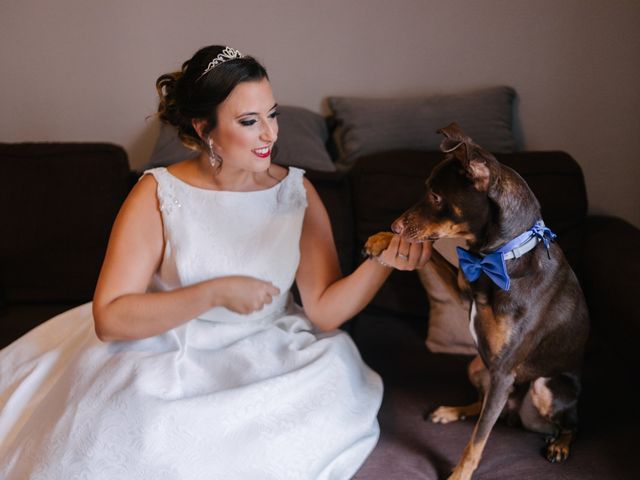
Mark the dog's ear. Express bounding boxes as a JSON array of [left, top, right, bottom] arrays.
[[437, 122, 469, 154], [437, 122, 466, 141], [437, 123, 492, 192], [437, 122, 476, 164], [464, 151, 492, 192]]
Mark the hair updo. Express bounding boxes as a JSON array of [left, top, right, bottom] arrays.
[[156, 45, 269, 151]]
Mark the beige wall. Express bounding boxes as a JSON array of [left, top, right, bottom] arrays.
[[1, 0, 639, 227]]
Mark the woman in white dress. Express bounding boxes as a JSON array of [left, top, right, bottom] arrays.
[[0, 45, 430, 479]]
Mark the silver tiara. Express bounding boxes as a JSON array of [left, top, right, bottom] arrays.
[[197, 46, 244, 80]]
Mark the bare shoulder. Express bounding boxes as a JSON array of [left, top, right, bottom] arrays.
[[129, 173, 159, 204], [301, 176, 321, 205], [117, 173, 161, 223], [102, 172, 164, 273]]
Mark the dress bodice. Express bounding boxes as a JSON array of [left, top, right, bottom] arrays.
[[143, 167, 308, 323]]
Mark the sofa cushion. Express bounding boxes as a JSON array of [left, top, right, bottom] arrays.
[[328, 86, 516, 169], [419, 238, 477, 355], [273, 105, 336, 172], [0, 143, 133, 303], [349, 150, 587, 317]]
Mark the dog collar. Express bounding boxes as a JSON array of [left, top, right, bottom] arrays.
[[499, 220, 556, 260], [456, 220, 557, 291]]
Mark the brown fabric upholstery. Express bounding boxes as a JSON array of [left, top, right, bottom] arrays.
[[0, 143, 133, 304], [305, 169, 355, 276], [581, 215, 640, 372]]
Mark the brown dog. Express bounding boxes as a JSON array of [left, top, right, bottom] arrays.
[[365, 123, 589, 480]]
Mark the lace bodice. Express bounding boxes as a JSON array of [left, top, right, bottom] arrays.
[[144, 167, 308, 323]]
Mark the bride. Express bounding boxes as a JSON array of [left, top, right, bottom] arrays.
[[0, 45, 429, 479]]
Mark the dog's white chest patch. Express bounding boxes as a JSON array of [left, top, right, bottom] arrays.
[[469, 300, 479, 346]]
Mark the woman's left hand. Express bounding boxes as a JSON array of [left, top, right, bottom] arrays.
[[376, 234, 432, 270]]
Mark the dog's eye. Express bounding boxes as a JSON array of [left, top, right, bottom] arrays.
[[429, 191, 442, 206]]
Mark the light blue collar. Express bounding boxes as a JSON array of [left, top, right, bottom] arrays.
[[456, 220, 557, 291]]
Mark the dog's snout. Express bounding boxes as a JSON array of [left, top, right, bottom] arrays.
[[391, 218, 404, 235]]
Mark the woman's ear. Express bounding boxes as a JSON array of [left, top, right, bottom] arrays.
[[192, 119, 208, 143], [192, 119, 221, 152]]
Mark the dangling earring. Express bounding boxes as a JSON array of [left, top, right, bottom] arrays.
[[208, 139, 219, 170]]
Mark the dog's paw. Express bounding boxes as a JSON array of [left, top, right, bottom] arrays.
[[430, 405, 464, 424], [447, 466, 472, 480], [363, 231, 394, 257], [545, 436, 570, 463]]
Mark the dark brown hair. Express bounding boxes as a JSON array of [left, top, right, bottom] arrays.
[[156, 46, 269, 151]]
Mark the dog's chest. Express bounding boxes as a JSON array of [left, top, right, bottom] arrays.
[[470, 297, 514, 359]]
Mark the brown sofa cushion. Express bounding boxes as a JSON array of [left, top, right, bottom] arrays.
[[419, 238, 477, 355], [0, 143, 133, 303]]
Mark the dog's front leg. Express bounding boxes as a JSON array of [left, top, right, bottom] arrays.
[[448, 372, 515, 480]]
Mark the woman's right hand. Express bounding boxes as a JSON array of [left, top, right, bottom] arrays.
[[216, 276, 281, 314]]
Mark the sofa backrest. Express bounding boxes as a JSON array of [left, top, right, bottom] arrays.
[[0, 143, 588, 322], [0, 143, 133, 305]]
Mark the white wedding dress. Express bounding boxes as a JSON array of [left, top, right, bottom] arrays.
[[0, 167, 383, 480]]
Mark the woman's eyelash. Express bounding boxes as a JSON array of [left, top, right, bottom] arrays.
[[239, 111, 279, 126]]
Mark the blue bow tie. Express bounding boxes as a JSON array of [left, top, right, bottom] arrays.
[[457, 248, 510, 290], [456, 220, 556, 291]]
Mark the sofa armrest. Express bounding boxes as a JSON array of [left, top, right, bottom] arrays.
[[0, 143, 133, 304], [581, 215, 640, 370]]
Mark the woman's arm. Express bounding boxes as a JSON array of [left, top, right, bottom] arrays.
[[295, 178, 431, 331], [92, 175, 278, 342]]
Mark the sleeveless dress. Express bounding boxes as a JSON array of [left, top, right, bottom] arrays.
[[0, 167, 383, 480]]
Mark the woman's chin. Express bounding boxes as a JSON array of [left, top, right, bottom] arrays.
[[253, 157, 272, 171]]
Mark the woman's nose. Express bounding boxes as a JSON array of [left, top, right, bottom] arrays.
[[261, 120, 277, 143]]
